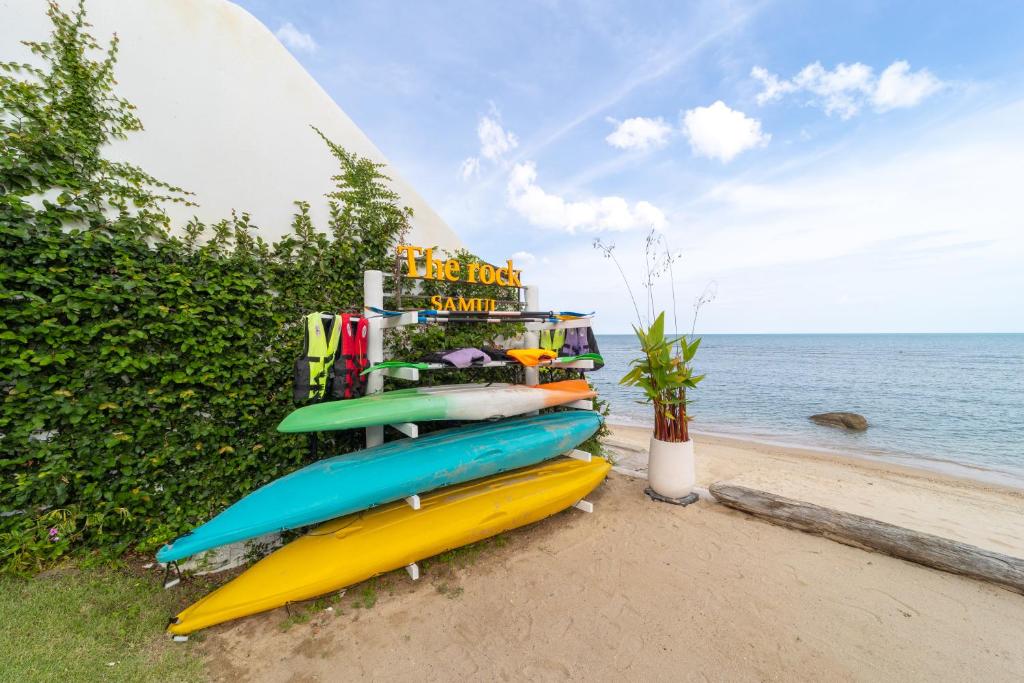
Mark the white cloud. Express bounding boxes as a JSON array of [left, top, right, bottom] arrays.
[[605, 116, 673, 150], [477, 116, 518, 161], [681, 101, 770, 162], [522, 101, 1024, 334], [751, 66, 796, 105], [683, 102, 1023, 280], [511, 250, 537, 265], [507, 162, 666, 233], [794, 62, 874, 118], [872, 60, 945, 111], [459, 157, 480, 181], [275, 22, 317, 53], [459, 111, 518, 179], [753, 60, 944, 119]]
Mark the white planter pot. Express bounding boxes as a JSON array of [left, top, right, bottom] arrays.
[[648, 436, 695, 499]]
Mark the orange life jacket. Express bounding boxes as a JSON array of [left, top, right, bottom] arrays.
[[506, 348, 559, 367]]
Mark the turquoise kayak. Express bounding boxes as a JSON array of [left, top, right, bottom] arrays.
[[156, 411, 601, 562]]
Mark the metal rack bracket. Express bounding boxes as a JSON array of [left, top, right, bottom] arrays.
[[367, 359, 595, 382], [573, 500, 594, 513], [524, 317, 592, 332], [564, 399, 594, 410], [389, 422, 419, 439]]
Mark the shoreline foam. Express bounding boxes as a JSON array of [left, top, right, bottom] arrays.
[[605, 423, 1024, 559], [605, 419, 1024, 490]]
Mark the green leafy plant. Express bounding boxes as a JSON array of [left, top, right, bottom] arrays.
[[0, 1, 510, 573], [620, 312, 703, 442], [594, 232, 710, 443], [0, 0, 192, 229]]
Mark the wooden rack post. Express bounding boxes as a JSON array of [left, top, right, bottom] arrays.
[[364, 270, 385, 448], [523, 284, 540, 387]]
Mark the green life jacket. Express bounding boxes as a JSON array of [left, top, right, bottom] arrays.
[[293, 313, 341, 402], [539, 328, 566, 352]]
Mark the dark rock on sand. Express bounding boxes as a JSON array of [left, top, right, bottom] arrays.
[[809, 412, 868, 431]]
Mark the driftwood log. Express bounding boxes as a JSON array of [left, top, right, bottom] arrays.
[[709, 483, 1024, 596]]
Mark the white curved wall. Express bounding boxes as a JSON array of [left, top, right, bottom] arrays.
[[0, 0, 462, 251]]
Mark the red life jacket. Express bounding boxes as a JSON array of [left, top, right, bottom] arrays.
[[330, 314, 369, 399]]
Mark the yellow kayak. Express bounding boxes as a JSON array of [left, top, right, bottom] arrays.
[[168, 456, 611, 634]]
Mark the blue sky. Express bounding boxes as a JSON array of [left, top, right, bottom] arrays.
[[239, 0, 1024, 333]]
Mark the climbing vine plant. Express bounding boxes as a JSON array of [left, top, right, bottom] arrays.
[[0, 0, 190, 230], [0, 2, 518, 573]]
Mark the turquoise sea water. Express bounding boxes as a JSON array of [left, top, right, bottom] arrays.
[[591, 334, 1024, 486]]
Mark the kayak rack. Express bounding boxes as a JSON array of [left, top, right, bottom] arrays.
[[374, 311, 590, 333], [566, 449, 597, 512], [364, 270, 594, 449], [369, 358, 596, 382], [565, 449, 593, 462], [523, 317, 593, 332], [378, 310, 420, 329]]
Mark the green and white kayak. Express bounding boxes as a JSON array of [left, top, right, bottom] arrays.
[[277, 380, 595, 433]]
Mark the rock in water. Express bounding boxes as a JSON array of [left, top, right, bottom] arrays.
[[809, 412, 868, 431]]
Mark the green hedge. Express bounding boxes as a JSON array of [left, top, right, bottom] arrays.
[[0, 3, 605, 573], [0, 2, 522, 572], [3, 206, 370, 568]]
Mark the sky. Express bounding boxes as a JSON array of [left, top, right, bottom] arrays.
[[237, 0, 1024, 333]]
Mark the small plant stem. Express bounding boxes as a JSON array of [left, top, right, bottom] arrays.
[[597, 242, 644, 328], [660, 234, 681, 346]]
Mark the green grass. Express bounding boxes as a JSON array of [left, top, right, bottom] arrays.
[[353, 584, 377, 609], [0, 568, 206, 682], [278, 592, 348, 631], [279, 608, 313, 632]]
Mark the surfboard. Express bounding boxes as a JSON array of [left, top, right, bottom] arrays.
[[167, 455, 610, 634], [276, 380, 596, 433], [156, 411, 602, 563]]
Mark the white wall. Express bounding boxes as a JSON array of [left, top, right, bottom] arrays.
[[0, 0, 462, 251]]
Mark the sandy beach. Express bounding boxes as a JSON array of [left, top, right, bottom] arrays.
[[606, 425, 1024, 558], [196, 429, 1024, 681], [6, 4, 1023, 683]]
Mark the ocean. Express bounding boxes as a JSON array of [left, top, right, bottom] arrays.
[[591, 334, 1024, 486]]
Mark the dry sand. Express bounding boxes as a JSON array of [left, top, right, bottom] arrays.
[[607, 425, 1024, 558], [197, 429, 1024, 681]]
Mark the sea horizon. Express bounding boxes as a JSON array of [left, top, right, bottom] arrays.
[[593, 333, 1024, 487], [596, 331, 1024, 336]]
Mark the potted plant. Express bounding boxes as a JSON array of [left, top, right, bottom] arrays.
[[594, 232, 710, 501], [621, 312, 703, 498]]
